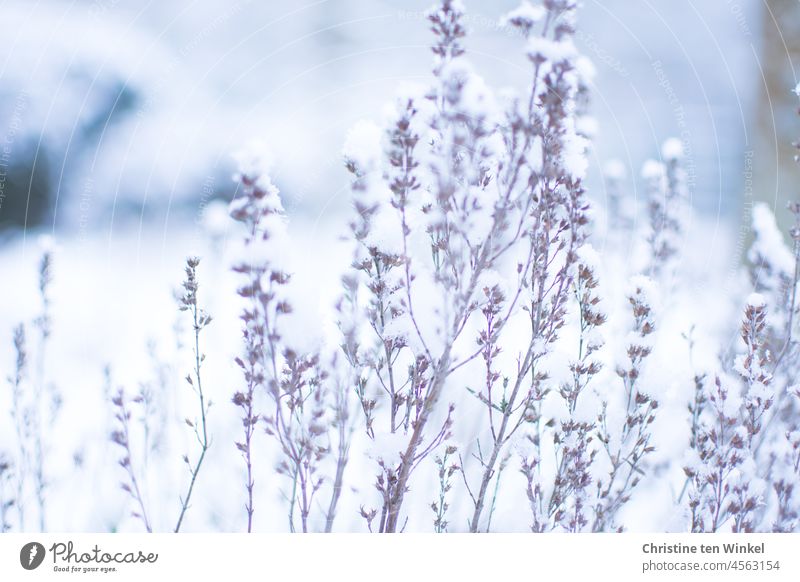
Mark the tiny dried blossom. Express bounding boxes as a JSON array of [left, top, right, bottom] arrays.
[[110, 387, 152, 532], [431, 445, 459, 532], [426, 0, 466, 73]]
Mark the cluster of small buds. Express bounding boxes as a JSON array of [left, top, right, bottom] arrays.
[[110, 387, 152, 533], [543, 256, 607, 532], [684, 376, 748, 532], [728, 461, 762, 533], [501, 1, 545, 36], [427, 0, 466, 72], [520, 450, 546, 531], [550, 419, 596, 532], [561, 256, 606, 411], [474, 283, 505, 413], [431, 445, 459, 532], [736, 296, 773, 443]]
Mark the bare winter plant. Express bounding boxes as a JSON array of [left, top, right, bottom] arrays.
[[174, 257, 213, 533]]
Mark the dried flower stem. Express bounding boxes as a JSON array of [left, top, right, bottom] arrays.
[[174, 257, 212, 533], [0, 456, 14, 532]]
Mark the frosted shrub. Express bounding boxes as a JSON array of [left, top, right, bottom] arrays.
[[225, 0, 656, 533]]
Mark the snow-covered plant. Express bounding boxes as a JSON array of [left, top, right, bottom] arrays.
[[542, 252, 607, 532], [338, 0, 599, 533], [683, 295, 777, 534], [229, 147, 343, 533], [593, 276, 657, 531], [7, 0, 800, 536]]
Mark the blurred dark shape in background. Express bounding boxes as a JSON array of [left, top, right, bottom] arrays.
[[0, 0, 796, 240]]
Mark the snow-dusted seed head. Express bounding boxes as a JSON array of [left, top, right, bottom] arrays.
[[737, 296, 773, 443], [427, 0, 466, 72], [501, 2, 546, 37]]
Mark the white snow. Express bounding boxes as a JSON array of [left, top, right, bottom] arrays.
[[746, 292, 766, 308], [641, 159, 666, 181], [661, 137, 684, 161], [526, 37, 578, 63], [560, 126, 590, 179], [749, 203, 795, 276], [501, 2, 546, 28], [342, 120, 383, 174], [604, 159, 627, 180]]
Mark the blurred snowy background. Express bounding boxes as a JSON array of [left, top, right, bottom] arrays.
[[1, 0, 798, 532]]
